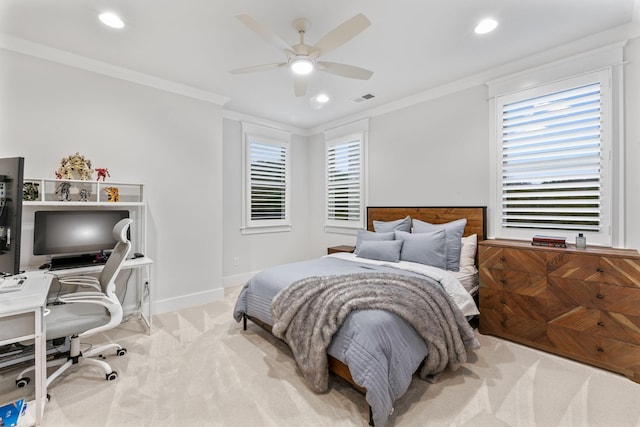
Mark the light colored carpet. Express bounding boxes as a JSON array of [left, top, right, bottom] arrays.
[[1, 285, 640, 427]]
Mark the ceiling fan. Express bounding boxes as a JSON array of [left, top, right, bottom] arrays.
[[230, 13, 373, 97]]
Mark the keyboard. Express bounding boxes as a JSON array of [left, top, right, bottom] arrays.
[[0, 276, 27, 293]]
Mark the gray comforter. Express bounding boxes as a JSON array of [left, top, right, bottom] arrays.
[[232, 256, 479, 427]]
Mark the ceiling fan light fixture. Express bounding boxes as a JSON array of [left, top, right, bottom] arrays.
[[99, 12, 125, 29], [291, 58, 314, 75]]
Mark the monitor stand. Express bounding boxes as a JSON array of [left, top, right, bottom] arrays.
[[49, 253, 109, 271]]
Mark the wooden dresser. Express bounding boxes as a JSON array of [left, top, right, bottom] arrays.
[[478, 239, 640, 382]]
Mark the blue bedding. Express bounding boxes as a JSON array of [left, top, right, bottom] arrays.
[[233, 254, 478, 427]]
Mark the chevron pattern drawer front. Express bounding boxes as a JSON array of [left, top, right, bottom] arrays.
[[478, 239, 640, 383]]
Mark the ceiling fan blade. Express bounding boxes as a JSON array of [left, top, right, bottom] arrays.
[[229, 63, 286, 74], [312, 14, 371, 56], [236, 14, 293, 52], [316, 61, 373, 80], [293, 74, 308, 97]]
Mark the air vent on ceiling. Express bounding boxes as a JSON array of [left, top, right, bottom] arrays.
[[353, 93, 376, 103]]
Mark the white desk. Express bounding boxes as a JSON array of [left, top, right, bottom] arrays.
[[28, 256, 154, 333], [0, 274, 52, 426]]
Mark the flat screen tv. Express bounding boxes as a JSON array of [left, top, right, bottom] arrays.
[[0, 157, 24, 276], [33, 210, 130, 259]]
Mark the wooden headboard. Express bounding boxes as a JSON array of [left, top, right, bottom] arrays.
[[366, 206, 487, 241]]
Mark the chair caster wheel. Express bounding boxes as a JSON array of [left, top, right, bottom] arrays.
[[16, 377, 30, 388], [116, 348, 127, 356], [106, 371, 118, 381]]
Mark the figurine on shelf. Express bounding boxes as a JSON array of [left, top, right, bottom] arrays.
[[78, 188, 91, 202], [23, 182, 40, 201], [56, 152, 94, 180], [95, 168, 110, 181], [105, 186, 120, 202], [56, 182, 71, 202]]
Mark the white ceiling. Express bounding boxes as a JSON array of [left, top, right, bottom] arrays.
[[1, 0, 638, 130]]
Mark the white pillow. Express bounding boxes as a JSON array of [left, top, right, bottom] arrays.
[[460, 234, 477, 270]]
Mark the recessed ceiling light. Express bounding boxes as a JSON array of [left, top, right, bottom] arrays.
[[99, 12, 125, 29], [316, 94, 330, 104], [474, 18, 498, 35]]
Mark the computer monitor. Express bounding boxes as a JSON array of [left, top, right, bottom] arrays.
[[33, 210, 130, 258], [0, 157, 24, 276]]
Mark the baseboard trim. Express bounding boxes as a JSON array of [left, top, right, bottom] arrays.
[[152, 287, 225, 315], [145, 271, 259, 316], [223, 271, 259, 288]]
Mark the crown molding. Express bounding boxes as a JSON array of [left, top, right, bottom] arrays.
[[0, 32, 230, 106], [223, 109, 309, 136], [308, 22, 640, 135]]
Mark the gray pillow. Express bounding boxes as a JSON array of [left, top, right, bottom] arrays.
[[394, 229, 446, 269], [373, 215, 411, 233], [356, 240, 404, 262], [412, 218, 467, 271], [354, 230, 395, 254]]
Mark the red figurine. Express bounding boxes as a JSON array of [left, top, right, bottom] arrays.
[[96, 168, 110, 181]]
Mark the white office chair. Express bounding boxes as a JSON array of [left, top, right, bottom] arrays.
[[16, 218, 133, 388]]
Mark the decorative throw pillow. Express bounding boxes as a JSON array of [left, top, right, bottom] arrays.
[[412, 218, 467, 271], [373, 215, 411, 233], [460, 234, 478, 271], [356, 240, 404, 262], [394, 229, 446, 269], [354, 230, 395, 254]]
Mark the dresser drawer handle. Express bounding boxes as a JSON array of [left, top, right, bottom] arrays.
[[597, 321, 605, 327], [500, 279, 506, 285], [500, 300, 506, 305], [596, 267, 604, 273], [500, 257, 506, 261], [597, 347, 605, 353], [596, 294, 604, 299]]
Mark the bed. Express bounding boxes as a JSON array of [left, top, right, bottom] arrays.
[[233, 206, 486, 426]]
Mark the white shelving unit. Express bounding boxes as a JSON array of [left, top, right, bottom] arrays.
[[23, 178, 144, 205], [20, 178, 150, 327], [22, 178, 147, 258]]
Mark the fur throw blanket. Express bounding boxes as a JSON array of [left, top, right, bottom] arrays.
[[271, 272, 480, 393]]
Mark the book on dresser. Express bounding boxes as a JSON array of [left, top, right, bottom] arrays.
[[531, 234, 566, 248]]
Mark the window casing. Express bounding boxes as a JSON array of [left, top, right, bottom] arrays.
[[242, 123, 291, 234], [325, 132, 365, 230], [494, 70, 612, 244]]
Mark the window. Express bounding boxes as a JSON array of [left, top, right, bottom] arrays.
[[327, 136, 362, 226], [325, 124, 365, 232], [242, 122, 290, 234], [494, 70, 612, 243]]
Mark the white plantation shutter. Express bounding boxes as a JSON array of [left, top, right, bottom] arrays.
[[498, 72, 609, 234], [242, 122, 291, 233], [326, 133, 364, 228], [250, 141, 287, 221]]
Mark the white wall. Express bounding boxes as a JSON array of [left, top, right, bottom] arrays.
[[3, 32, 639, 307], [305, 85, 490, 254], [368, 85, 489, 206], [222, 118, 314, 286], [625, 36, 640, 250], [224, 36, 640, 281], [0, 48, 225, 313]]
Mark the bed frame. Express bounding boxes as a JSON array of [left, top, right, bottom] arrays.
[[243, 206, 487, 425]]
